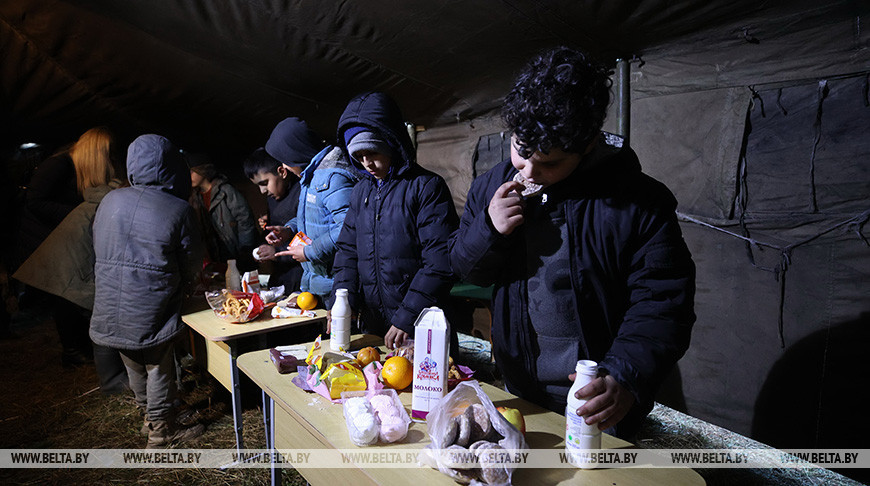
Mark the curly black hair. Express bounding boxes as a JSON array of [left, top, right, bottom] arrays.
[[502, 46, 612, 158]]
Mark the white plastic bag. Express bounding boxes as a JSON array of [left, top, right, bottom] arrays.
[[421, 381, 528, 485]]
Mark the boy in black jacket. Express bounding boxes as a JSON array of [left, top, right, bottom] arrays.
[[332, 92, 458, 350], [449, 47, 696, 438]]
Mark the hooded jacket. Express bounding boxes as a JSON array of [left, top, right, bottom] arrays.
[[449, 134, 695, 434], [266, 118, 359, 298], [90, 135, 201, 350], [333, 92, 458, 335]]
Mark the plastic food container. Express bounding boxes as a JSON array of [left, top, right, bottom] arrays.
[[341, 389, 411, 446]]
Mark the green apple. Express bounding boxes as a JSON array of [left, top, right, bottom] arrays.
[[497, 406, 526, 435]]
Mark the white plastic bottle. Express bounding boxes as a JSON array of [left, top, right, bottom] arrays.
[[565, 359, 601, 469], [330, 289, 351, 352], [225, 259, 242, 291]]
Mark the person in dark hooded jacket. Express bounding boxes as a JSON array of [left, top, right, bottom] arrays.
[[90, 134, 205, 448], [449, 47, 696, 439], [332, 92, 459, 350]]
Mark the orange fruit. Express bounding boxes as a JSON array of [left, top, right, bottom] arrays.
[[381, 356, 413, 390], [297, 292, 317, 310], [356, 347, 380, 367]]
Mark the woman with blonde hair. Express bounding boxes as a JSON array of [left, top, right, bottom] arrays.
[[69, 126, 117, 195], [14, 126, 122, 370]]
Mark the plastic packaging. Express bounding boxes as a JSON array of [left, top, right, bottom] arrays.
[[342, 389, 411, 445], [330, 288, 351, 352], [411, 307, 449, 419], [241, 270, 260, 294], [205, 289, 265, 323], [225, 259, 242, 291], [565, 359, 600, 469]]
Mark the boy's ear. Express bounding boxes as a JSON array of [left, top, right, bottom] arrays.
[[276, 165, 289, 179]]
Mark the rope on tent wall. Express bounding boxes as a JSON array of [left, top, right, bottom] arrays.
[[748, 86, 765, 118], [676, 209, 870, 348], [809, 80, 830, 214]]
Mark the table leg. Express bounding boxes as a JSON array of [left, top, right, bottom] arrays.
[[228, 341, 244, 452], [268, 395, 276, 486], [262, 390, 272, 449]]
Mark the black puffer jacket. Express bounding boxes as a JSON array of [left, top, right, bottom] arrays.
[[333, 92, 458, 335], [90, 135, 201, 350], [449, 135, 695, 433]]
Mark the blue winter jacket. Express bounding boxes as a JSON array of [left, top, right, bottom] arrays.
[[449, 134, 695, 433], [333, 92, 458, 335], [282, 146, 358, 298], [90, 135, 201, 350]]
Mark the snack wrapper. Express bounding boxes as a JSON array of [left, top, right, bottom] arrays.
[[290, 231, 312, 247], [241, 270, 260, 294], [271, 306, 317, 319], [269, 344, 307, 374], [205, 289, 265, 323]]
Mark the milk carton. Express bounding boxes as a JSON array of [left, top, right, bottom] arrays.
[[411, 307, 450, 419]]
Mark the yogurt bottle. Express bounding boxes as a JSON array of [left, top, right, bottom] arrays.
[[330, 289, 351, 352], [565, 359, 600, 469]]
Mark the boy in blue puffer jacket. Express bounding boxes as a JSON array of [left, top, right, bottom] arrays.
[[262, 117, 359, 306], [332, 92, 459, 350]]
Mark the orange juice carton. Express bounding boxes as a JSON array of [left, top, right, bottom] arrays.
[[411, 307, 450, 419]]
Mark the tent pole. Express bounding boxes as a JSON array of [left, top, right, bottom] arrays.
[[615, 58, 630, 147]]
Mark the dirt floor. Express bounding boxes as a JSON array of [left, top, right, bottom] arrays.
[[0, 301, 304, 486]]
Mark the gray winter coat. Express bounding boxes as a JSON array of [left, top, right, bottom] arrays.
[[90, 135, 201, 350]]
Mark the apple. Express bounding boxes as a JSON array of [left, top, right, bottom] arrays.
[[497, 406, 526, 435]]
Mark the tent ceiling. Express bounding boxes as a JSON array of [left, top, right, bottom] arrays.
[[0, 0, 826, 160]]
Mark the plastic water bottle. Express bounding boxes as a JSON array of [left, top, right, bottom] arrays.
[[330, 289, 351, 352], [565, 359, 601, 469]]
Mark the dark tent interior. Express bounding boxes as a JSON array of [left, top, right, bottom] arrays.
[[2, 0, 869, 483]]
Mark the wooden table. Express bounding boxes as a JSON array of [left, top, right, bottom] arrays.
[[238, 336, 705, 486], [182, 307, 326, 452]]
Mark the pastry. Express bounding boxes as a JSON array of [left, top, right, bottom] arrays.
[[455, 408, 473, 447], [513, 171, 543, 198], [468, 403, 493, 442]]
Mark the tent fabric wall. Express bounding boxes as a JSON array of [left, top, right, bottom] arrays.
[[631, 87, 750, 220], [629, 46, 870, 442]]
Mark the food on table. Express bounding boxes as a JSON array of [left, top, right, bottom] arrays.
[[448, 356, 462, 380], [296, 291, 317, 310], [217, 289, 251, 321], [369, 393, 407, 442], [454, 408, 472, 446], [435, 402, 511, 484], [475, 441, 510, 484], [381, 356, 413, 390], [356, 346, 381, 367], [497, 406, 526, 435], [468, 403, 493, 441], [343, 396, 379, 446]]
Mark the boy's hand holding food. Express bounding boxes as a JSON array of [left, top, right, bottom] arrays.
[[265, 225, 291, 245], [488, 181, 526, 235]]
